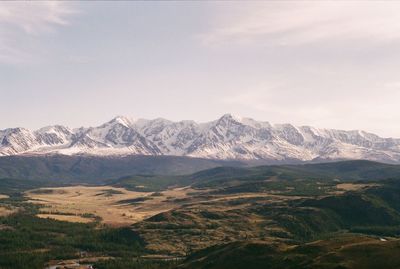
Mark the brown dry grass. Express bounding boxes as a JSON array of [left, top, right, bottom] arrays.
[[0, 194, 9, 199], [25, 184, 298, 229], [0, 206, 16, 217], [336, 183, 378, 191], [26, 186, 198, 226], [36, 214, 94, 223]]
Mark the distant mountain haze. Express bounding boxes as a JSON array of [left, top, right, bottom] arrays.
[[1, 114, 400, 163]]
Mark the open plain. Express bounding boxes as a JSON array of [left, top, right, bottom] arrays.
[[26, 185, 203, 226]]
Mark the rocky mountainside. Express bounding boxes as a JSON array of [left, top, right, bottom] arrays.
[[1, 114, 400, 163]]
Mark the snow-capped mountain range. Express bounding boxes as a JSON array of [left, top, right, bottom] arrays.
[[1, 114, 400, 163]]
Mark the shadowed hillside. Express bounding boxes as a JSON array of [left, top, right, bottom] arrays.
[[0, 155, 243, 183], [180, 235, 400, 269]]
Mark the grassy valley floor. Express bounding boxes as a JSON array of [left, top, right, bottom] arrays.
[[1, 160, 400, 268]]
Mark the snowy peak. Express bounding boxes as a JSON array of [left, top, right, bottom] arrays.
[[0, 128, 37, 155], [35, 125, 73, 146], [108, 116, 136, 128], [217, 113, 242, 124], [1, 115, 400, 164]]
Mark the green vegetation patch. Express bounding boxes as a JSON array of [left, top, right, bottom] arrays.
[[0, 212, 144, 269]]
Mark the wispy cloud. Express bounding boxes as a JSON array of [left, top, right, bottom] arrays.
[[0, 2, 77, 64], [200, 2, 400, 47]]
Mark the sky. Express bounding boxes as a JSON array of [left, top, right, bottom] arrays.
[[1, 1, 400, 137]]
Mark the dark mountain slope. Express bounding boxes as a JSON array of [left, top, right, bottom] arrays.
[[180, 236, 400, 269], [113, 160, 400, 192], [0, 155, 242, 183]]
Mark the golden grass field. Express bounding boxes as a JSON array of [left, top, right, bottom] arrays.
[[0, 206, 17, 217], [24, 181, 371, 228], [36, 214, 94, 223], [26, 186, 198, 226], [336, 183, 378, 191]]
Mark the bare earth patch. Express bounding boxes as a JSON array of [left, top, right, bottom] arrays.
[[0, 194, 9, 199]]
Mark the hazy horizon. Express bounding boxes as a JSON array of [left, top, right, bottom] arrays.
[[2, 2, 400, 137]]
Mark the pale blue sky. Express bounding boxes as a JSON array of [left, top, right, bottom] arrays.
[[1, 1, 400, 137]]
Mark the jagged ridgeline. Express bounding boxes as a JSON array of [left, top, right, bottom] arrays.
[[1, 114, 400, 163]]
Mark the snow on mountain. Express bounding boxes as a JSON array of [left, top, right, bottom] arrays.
[[1, 114, 400, 163], [35, 125, 74, 146], [0, 128, 38, 155]]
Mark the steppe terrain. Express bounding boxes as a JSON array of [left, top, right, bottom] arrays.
[[26, 186, 203, 226], [2, 160, 400, 269]]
